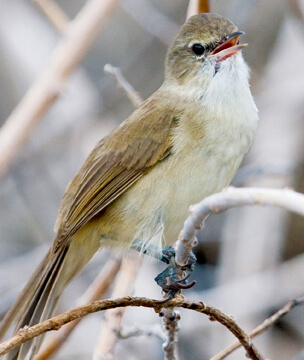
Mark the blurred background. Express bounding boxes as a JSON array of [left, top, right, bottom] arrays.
[[1, 0, 304, 359]]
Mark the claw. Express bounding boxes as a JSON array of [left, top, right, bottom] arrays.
[[154, 246, 197, 296], [173, 280, 196, 290]]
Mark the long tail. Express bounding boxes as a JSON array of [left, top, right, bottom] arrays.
[[0, 244, 70, 360]]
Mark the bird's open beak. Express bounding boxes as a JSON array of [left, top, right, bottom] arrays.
[[210, 31, 247, 62]]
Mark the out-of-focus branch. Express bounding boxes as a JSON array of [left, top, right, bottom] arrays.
[[89, 57, 145, 359], [289, 0, 304, 20], [92, 256, 143, 360], [123, 0, 180, 46], [119, 325, 165, 342], [0, 0, 119, 179], [89, 64, 144, 360], [104, 64, 144, 108], [175, 187, 304, 267], [0, 295, 264, 360], [33, 0, 69, 32], [211, 295, 304, 360], [187, 0, 210, 19], [35, 256, 121, 360]]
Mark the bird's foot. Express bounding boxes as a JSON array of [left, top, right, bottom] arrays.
[[155, 246, 196, 298]]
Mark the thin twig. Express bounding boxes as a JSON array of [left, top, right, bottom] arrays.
[[35, 256, 122, 360], [175, 187, 304, 267], [92, 256, 143, 360], [0, 0, 119, 178], [119, 325, 166, 342], [104, 64, 144, 108], [160, 308, 180, 360], [33, 0, 69, 32], [186, 0, 210, 19], [211, 295, 304, 360], [0, 295, 264, 360]]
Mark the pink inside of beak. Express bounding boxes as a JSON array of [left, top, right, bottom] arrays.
[[212, 37, 240, 55], [210, 35, 247, 62]]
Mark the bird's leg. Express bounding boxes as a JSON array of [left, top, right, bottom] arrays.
[[131, 241, 196, 297], [154, 246, 197, 297], [130, 240, 165, 262]]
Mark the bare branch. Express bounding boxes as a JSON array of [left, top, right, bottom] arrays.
[[0, 295, 264, 360], [33, 0, 69, 32], [175, 187, 304, 267], [211, 295, 304, 360], [119, 325, 166, 342], [104, 64, 144, 108], [160, 308, 180, 360], [35, 256, 121, 360], [92, 256, 143, 360], [0, 0, 119, 178], [187, 0, 210, 19]]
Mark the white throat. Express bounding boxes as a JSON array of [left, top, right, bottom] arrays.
[[202, 52, 258, 122]]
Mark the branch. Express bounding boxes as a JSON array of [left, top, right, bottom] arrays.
[[33, 0, 69, 32], [119, 325, 166, 342], [211, 295, 304, 360], [0, 295, 263, 360], [92, 257, 143, 360], [289, 0, 304, 20], [122, 0, 180, 47], [0, 0, 119, 178], [175, 187, 304, 266], [104, 64, 144, 108], [160, 309, 180, 360], [35, 256, 121, 360], [186, 0, 210, 19]]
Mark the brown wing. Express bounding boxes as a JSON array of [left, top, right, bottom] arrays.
[[54, 92, 179, 249]]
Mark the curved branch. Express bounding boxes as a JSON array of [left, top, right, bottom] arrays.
[[0, 295, 263, 360], [175, 187, 304, 266]]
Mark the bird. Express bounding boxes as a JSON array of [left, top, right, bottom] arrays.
[[0, 13, 258, 359]]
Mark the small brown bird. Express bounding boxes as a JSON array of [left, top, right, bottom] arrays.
[[1, 13, 258, 359]]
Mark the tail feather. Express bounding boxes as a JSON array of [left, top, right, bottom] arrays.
[[2, 246, 69, 360], [1, 231, 99, 359], [0, 250, 52, 341]]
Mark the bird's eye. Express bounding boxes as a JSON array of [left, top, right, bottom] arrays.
[[191, 43, 205, 56]]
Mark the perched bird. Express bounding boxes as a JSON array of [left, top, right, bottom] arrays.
[[0, 13, 258, 359]]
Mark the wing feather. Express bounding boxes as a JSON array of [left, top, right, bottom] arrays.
[[54, 93, 179, 249]]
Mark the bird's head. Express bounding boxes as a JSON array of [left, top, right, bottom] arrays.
[[165, 13, 247, 90]]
